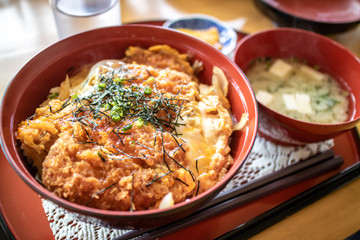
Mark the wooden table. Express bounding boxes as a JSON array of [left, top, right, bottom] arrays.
[[1, 0, 360, 239]]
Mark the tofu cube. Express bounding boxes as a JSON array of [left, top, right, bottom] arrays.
[[282, 94, 297, 110], [295, 93, 312, 114], [268, 59, 294, 80], [256, 90, 274, 106], [299, 65, 326, 82], [282, 93, 312, 114]]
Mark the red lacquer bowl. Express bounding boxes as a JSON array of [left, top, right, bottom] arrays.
[[234, 28, 360, 145], [0, 25, 258, 229]]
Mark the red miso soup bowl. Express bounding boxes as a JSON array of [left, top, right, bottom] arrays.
[[0, 25, 258, 229], [234, 27, 360, 145]]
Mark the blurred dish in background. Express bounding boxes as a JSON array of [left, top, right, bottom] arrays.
[[254, 0, 360, 34], [163, 14, 237, 57], [50, 0, 121, 39]]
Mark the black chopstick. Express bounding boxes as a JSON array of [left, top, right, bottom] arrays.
[[215, 160, 360, 240], [200, 149, 335, 211], [0, 212, 15, 240], [116, 150, 342, 240]]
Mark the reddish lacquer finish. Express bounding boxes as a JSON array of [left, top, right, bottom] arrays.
[[262, 0, 360, 23], [255, 0, 360, 34]]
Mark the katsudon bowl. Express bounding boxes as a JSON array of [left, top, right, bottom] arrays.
[[234, 28, 360, 145], [0, 25, 258, 229]]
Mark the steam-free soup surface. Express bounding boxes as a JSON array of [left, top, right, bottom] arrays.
[[246, 58, 349, 124]]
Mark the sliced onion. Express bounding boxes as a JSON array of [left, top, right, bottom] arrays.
[[159, 192, 174, 210], [233, 113, 249, 131]]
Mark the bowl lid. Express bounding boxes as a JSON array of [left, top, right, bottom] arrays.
[[261, 0, 360, 24]]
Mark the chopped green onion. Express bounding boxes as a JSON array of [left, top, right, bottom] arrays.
[[71, 94, 78, 99], [104, 103, 111, 110], [135, 118, 144, 127], [110, 105, 124, 119], [145, 76, 155, 84], [111, 105, 122, 113], [112, 115, 121, 122], [111, 112, 121, 122], [48, 92, 59, 99], [113, 78, 124, 84], [122, 124, 133, 132], [144, 87, 152, 95], [98, 83, 106, 90]]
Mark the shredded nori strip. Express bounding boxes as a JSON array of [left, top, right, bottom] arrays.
[[111, 144, 147, 160], [78, 141, 100, 145], [112, 128, 125, 146], [97, 151, 106, 162], [195, 180, 200, 196], [40, 131, 48, 138], [86, 182, 117, 206], [146, 170, 173, 187], [175, 177, 189, 187]]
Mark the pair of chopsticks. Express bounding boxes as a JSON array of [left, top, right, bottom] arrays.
[[216, 159, 360, 239], [116, 150, 343, 240]]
